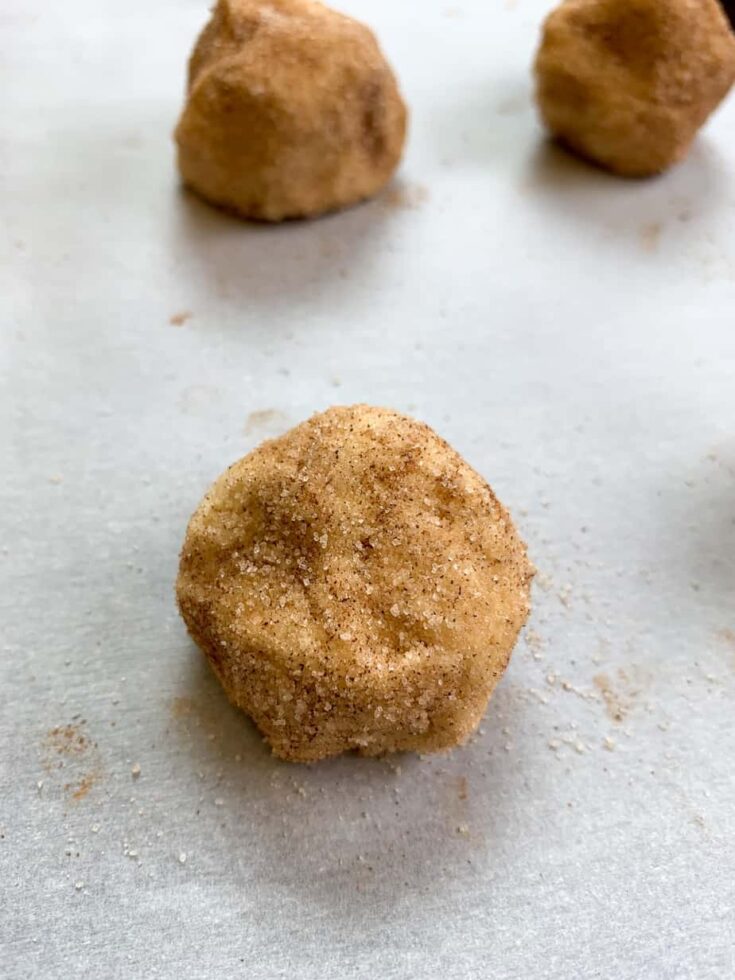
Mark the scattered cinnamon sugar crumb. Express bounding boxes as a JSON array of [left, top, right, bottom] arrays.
[[525, 629, 544, 654], [43, 722, 101, 802], [45, 724, 89, 758], [593, 673, 627, 722], [457, 775, 468, 801], [383, 182, 429, 210], [640, 223, 662, 253], [69, 772, 98, 802], [558, 583, 573, 607], [169, 311, 192, 327]]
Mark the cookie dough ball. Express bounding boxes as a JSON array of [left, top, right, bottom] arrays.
[[174, 0, 407, 220], [534, 0, 735, 176], [177, 406, 533, 762]]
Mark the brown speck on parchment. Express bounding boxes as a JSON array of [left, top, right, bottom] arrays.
[[593, 673, 628, 722], [42, 723, 101, 803], [170, 311, 192, 327], [383, 182, 429, 211], [640, 222, 662, 253], [44, 724, 89, 759], [69, 772, 99, 802]]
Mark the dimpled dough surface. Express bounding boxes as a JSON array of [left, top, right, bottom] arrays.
[[176, 405, 533, 762], [534, 0, 735, 177]]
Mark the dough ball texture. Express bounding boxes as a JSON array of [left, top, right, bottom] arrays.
[[176, 406, 533, 762], [174, 0, 407, 220], [534, 0, 735, 177]]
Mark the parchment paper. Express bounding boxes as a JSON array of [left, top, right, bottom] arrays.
[[2, 1, 734, 977]]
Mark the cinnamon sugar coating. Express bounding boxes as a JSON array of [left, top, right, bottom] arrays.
[[176, 406, 533, 762], [174, 0, 407, 220], [534, 0, 735, 177]]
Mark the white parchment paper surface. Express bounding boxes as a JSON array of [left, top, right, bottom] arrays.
[[1, 1, 734, 977]]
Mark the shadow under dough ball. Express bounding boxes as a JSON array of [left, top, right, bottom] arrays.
[[176, 406, 533, 763], [721, 0, 735, 30], [174, 0, 407, 221], [534, 0, 735, 177]]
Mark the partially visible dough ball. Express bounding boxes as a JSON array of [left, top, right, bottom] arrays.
[[174, 0, 407, 220], [534, 0, 735, 176], [176, 406, 533, 762]]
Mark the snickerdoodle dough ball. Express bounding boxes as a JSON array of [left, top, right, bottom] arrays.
[[534, 0, 735, 177], [174, 0, 407, 220], [177, 406, 533, 762]]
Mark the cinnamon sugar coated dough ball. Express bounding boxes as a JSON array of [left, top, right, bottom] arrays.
[[174, 0, 407, 220], [176, 406, 533, 762], [534, 0, 735, 177]]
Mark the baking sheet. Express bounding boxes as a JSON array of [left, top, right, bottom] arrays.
[[2, 1, 734, 977]]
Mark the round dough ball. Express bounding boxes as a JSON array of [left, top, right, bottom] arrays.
[[534, 0, 735, 177], [174, 0, 407, 220], [176, 406, 533, 762]]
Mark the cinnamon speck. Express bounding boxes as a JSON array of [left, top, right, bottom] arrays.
[[45, 724, 89, 758], [42, 722, 101, 802], [593, 673, 627, 722], [169, 311, 192, 327], [383, 182, 429, 211], [640, 222, 662, 253], [70, 773, 98, 802]]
